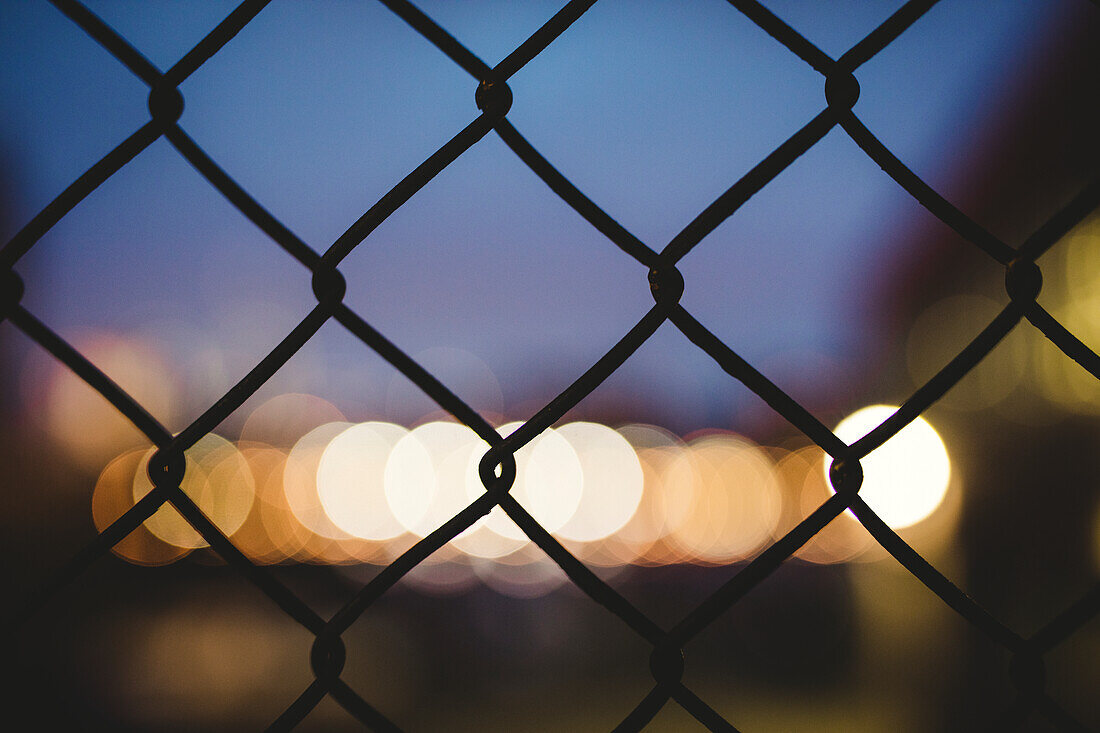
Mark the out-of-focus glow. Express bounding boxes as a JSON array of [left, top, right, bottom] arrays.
[[778, 449, 872, 564], [554, 422, 644, 543], [770, 446, 807, 539], [347, 532, 419, 567], [655, 446, 704, 552], [907, 295, 1024, 411], [318, 538, 377, 565], [240, 393, 346, 448], [317, 422, 409, 541], [93, 449, 191, 565], [829, 405, 951, 529], [472, 422, 583, 540], [234, 445, 313, 564], [1063, 220, 1100, 302], [617, 423, 680, 451], [196, 437, 256, 540], [385, 421, 482, 537], [284, 422, 354, 541], [35, 334, 177, 471], [132, 434, 255, 549], [616, 444, 704, 565], [448, 421, 585, 559], [1026, 218, 1100, 414], [447, 460, 524, 559], [442, 434, 526, 559], [449, 520, 527, 559], [609, 423, 687, 563], [220, 444, 279, 564], [96, 408, 958, 576], [1032, 307, 1100, 412], [892, 464, 963, 560], [668, 434, 781, 563], [600, 445, 682, 565]]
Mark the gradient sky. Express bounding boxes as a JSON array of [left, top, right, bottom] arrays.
[[0, 0, 1076, 433]]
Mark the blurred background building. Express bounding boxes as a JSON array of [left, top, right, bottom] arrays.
[[1, 1, 1097, 730]]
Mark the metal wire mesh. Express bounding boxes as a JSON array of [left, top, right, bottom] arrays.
[[3, 0, 1098, 730]]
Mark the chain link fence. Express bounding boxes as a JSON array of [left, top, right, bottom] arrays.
[[3, 0, 1098, 730]]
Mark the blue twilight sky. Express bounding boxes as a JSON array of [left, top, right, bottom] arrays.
[[0, 0, 1077, 433]]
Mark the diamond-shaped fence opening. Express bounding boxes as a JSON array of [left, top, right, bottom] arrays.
[[2, 0, 1098, 730]]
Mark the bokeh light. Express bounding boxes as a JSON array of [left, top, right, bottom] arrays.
[[92, 449, 191, 566], [93, 412, 959, 573], [131, 434, 255, 549], [233, 445, 312, 564], [667, 434, 782, 563], [829, 405, 951, 529], [1062, 217, 1100, 302], [472, 422, 583, 540], [1018, 216, 1100, 415], [385, 421, 483, 538], [446, 421, 585, 559], [284, 421, 354, 542], [317, 422, 409, 541], [600, 444, 685, 565], [554, 422, 644, 543], [778, 448, 873, 564], [617, 423, 681, 451]]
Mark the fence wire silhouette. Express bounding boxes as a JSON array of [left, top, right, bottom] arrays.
[[3, 0, 1099, 730]]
